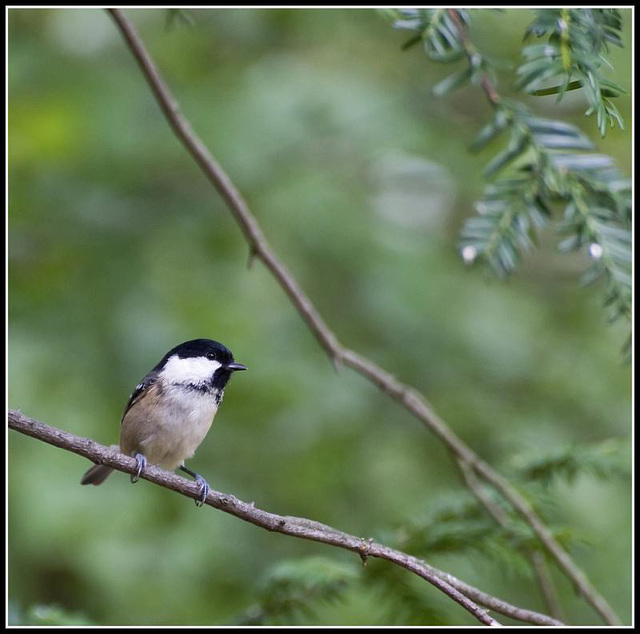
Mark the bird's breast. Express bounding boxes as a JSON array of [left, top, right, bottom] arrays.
[[125, 383, 221, 470]]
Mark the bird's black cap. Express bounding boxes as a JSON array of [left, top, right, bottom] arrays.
[[155, 339, 247, 372]]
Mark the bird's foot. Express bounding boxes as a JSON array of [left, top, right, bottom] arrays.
[[179, 464, 210, 507], [194, 475, 210, 507], [130, 453, 147, 484]]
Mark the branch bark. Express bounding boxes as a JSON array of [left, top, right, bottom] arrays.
[[103, 8, 619, 625], [9, 410, 569, 626]]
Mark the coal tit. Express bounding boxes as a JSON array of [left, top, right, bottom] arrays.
[[81, 339, 247, 506]]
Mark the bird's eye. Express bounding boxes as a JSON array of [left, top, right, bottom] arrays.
[[206, 352, 216, 360]]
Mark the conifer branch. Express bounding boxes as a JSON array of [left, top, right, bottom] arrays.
[[521, 8, 626, 136], [391, 8, 631, 341]]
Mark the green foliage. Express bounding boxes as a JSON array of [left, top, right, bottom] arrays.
[[512, 438, 631, 487], [366, 563, 448, 626], [389, 8, 631, 342], [520, 9, 626, 136], [461, 103, 631, 326], [392, 9, 468, 62], [233, 482, 604, 625], [233, 472, 613, 625], [165, 9, 195, 30], [392, 493, 533, 579], [234, 557, 359, 625], [235, 554, 448, 626], [392, 8, 499, 99], [11, 604, 94, 626], [391, 480, 610, 579]]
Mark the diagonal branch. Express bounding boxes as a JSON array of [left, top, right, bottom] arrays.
[[457, 459, 565, 623], [105, 8, 619, 625], [11, 409, 567, 626]]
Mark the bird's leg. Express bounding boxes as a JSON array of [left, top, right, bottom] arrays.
[[130, 452, 147, 484], [179, 464, 210, 507]]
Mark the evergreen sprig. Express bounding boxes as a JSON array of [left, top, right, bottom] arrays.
[[392, 8, 469, 62], [235, 553, 448, 626], [165, 8, 195, 30], [392, 9, 498, 100], [390, 488, 591, 579], [233, 557, 358, 625], [518, 9, 626, 136], [459, 102, 631, 325], [366, 562, 448, 625], [392, 493, 534, 579], [389, 8, 631, 342], [511, 438, 631, 487], [232, 484, 597, 624], [12, 604, 93, 626]]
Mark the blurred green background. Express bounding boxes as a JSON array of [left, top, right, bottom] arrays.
[[8, 8, 631, 626]]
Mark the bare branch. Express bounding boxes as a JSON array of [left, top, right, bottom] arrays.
[[104, 8, 619, 625], [530, 551, 566, 624], [12, 409, 565, 626], [458, 459, 565, 622]]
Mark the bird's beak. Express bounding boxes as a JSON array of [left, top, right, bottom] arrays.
[[227, 362, 248, 372]]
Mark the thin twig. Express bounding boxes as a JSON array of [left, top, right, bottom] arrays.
[[446, 9, 500, 107], [458, 459, 565, 622], [11, 409, 565, 626], [105, 8, 619, 625], [531, 551, 566, 624], [457, 459, 511, 528]]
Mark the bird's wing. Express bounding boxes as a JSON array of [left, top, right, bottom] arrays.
[[121, 371, 160, 424]]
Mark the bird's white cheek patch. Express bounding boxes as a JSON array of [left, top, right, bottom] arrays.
[[160, 355, 222, 385]]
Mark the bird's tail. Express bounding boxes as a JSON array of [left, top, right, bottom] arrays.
[[81, 463, 114, 485], [81, 444, 120, 485]]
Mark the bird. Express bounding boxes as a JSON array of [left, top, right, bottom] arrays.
[[81, 338, 247, 506]]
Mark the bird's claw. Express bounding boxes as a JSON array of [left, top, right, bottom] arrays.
[[178, 464, 210, 507], [131, 453, 147, 484], [195, 475, 210, 507]]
